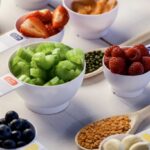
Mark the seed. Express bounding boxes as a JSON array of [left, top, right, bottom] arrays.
[[85, 50, 104, 74], [77, 115, 131, 149]]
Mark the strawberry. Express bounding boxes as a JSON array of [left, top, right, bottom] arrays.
[[124, 47, 141, 62], [109, 57, 126, 74], [20, 17, 49, 38], [111, 46, 125, 57], [104, 56, 110, 69], [142, 56, 150, 72], [45, 24, 61, 36], [134, 44, 149, 56], [38, 9, 52, 24], [128, 62, 144, 75], [52, 5, 69, 29], [17, 11, 40, 30]]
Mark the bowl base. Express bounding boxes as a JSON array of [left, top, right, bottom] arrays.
[[26, 101, 70, 115], [112, 88, 144, 98], [77, 30, 108, 40]]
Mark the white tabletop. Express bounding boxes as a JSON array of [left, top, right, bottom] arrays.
[[1, 0, 150, 149]]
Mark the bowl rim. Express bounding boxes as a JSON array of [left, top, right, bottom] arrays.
[[8, 41, 85, 88], [62, 0, 119, 17]]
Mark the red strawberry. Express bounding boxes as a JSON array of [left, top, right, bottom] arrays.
[[20, 17, 49, 38], [104, 56, 110, 68], [134, 44, 149, 56], [45, 24, 60, 36], [124, 47, 141, 62], [38, 9, 52, 24], [142, 56, 150, 72], [109, 57, 126, 74], [111, 46, 125, 57], [52, 5, 69, 29], [128, 62, 144, 75], [17, 11, 40, 30]]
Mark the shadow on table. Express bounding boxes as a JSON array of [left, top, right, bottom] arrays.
[[83, 73, 105, 86], [119, 84, 150, 133], [33, 98, 100, 140]]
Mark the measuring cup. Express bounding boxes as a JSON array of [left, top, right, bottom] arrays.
[[0, 12, 64, 54], [0, 41, 85, 115]]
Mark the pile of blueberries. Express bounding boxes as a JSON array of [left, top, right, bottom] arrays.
[[0, 111, 36, 149]]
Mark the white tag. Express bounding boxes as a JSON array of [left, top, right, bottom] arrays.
[[0, 73, 23, 96], [0, 29, 27, 53]]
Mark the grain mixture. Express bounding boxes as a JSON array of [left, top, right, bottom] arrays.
[[77, 115, 131, 149]]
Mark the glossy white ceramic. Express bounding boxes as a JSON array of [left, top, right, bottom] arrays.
[[7, 42, 85, 115], [62, 0, 119, 39], [103, 60, 150, 98], [14, 0, 49, 10]]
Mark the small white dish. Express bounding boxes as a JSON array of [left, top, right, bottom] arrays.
[[84, 66, 103, 79], [62, 0, 119, 39], [84, 49, 104, 79]]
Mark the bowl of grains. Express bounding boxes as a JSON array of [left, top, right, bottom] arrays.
[[75, 115, 131, 150]]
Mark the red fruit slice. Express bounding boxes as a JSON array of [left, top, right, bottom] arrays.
[[16, 11, 41, 30], [20, 17, 49, 38], [142, 56, 150, 72], [45, 24, 60, 36], [38, 9, 52, 24], [109, 57, 126, 74], [124, 47, 141, 62], [52, 5, 69, 29], [128, 62, 144, 75]]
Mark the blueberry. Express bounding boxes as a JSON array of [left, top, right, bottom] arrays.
[[11, 130, 22, 141], [0, 124, 11, 139], [22, 128, 35, 143], [17, 141, 26, 148], [5, 111, 19, 123], [0, 118, 6, 125], [2, 139, 16, 149], [9, 119, 22, 130], [20, 119, 32, 130]]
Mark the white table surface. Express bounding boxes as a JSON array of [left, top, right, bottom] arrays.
[[1, 0, 150, 149]]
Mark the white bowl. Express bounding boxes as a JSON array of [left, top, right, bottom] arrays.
[[14, 0, 49, 10], [15, 13, 64, 43], [103, 61, 150, 98], [62, 0, 118, 39], [8, 42, 85, 115]]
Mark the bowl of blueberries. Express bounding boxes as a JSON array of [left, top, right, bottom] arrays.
[[0, 111, 36, 149]]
